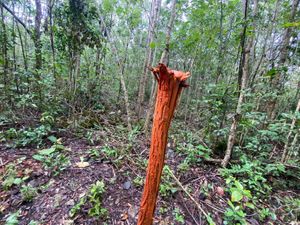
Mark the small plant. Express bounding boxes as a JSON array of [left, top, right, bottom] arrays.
[[70, 196, 87, 217], [70, 180, 108, 219], [159, 166, 177, 197], [220, 158, 272, 198], [5, 211, 20, 225], [178, 160, 189, 172], [223, 177, 254, 225], [20, 184, 38, 202], [2, 164, 27, 190], [224, 200, 247, 225], [88, 148, 100, 159], [173, 207, 185, 224], [88, 180, 108, 218], [133, 176, 144, 187], [33, 139, 70, 176], [101, 145, 118, 159], [258, 208, 276, 221], [159, 206, 168, 215]]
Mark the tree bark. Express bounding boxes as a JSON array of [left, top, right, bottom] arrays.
[[268, 0, 300, 120], [1, 4, 9, 99], [237, 0, 249, 90], [281, 99, 300, 162], [137, 63, 190, 225], [47, 0, 57, 86], [34, 0, 42, 72], [221, 0, 258, 167]]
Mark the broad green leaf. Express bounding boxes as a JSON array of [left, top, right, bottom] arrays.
[[13, 178, 23, 185], [245, 202, 255, 209], [149, 42, 156, 49], [206, 214, 216, 225], [38, 147, 56, 155], [32, 154, 44, 161], [48, 136, 57, 143], [231, 190, 243, 202], [234, 180, 243, 190]]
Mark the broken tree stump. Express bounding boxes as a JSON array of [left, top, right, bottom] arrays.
[[137, 63, 190, 225]]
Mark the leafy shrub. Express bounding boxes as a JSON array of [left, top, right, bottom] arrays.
[[5, 211, 20, 225], [33, 138, 70, 176], [20, 184, 38, 202], [220, 157, 272, 198], [70, 180, 108, 219], [1, 164, 28, 190]]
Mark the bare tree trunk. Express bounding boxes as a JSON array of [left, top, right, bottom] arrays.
[[1, 4, 9, 100], [222, 0, 257, 167], [34, 0, 42, 100], [237, 0, 249, 90], [34, 0, 42, 72], [143, 0, 177, 134], [250, 0, 280, 87], [12, 2, 19, 95], [48, 0, 57, 86], [136, 0, 161, 118], [268, 0, 300, 120], [99, 15, 132, 131], [281, 99, 300, 162]]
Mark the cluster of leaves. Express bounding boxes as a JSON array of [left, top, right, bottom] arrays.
[[70, 180, 108, 219], [223, 177, 277, 224], [220, 158, 273, 197], [1, 163, 28, 191], [32, 138, 70, 176], [1, 160, 38, 205], [1, 112, 55, 148], [159, 166, 177, 197]]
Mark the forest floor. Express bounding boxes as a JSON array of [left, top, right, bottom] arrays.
[[0, 122, 299, 225]]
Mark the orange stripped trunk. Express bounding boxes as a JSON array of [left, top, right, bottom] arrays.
[[137, 63, 190, 225]]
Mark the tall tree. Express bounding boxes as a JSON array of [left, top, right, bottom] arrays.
[[136, 0, 161, 118], [222, 0, 258, 167], [267, 0, 300, 120], [34, 0, 42, 71]]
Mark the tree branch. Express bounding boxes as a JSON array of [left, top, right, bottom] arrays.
[[1, 2, 32, 37]]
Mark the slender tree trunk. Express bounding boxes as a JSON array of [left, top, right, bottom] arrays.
[[237, 0, 249, 90], [48, 0, 57, 86], [34, 0, 42, 72], [1, 4, 9, 101], [143, 0, 177, 134], [268, 0, 300, 120], [222, 0, 258, 167], [215, 0, 224, 83], [117, 37, 130, 103], [281, 99, 300, 162], [250, 0, 279, 87], [99, 15, 132, 131], [137, 0, 161, 118], [34, 0, 42, 100], [12, 2, 19, 95]]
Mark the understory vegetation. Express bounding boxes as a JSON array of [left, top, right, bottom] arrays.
[[0, 0, 299, 224]]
